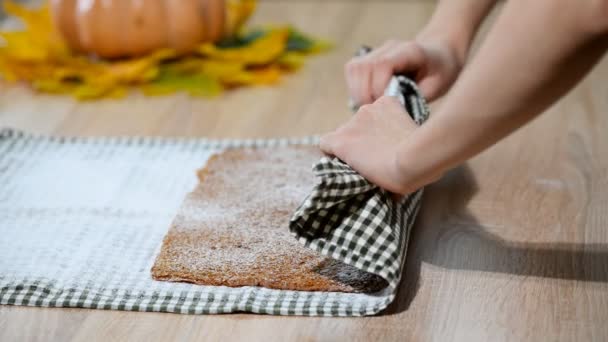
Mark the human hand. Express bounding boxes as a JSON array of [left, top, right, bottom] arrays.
[[345, 37, 463, 106], [320, 96, 443, 196]]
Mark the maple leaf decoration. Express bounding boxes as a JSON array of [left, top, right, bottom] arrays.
[[0, 1, 331, 100]]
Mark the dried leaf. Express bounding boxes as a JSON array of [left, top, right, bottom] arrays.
[[286, 28, 332, 53], [142, 65, 223, 97], [277, 51, 306, 70], [198, 28, 289, 65], [220, 65, 282, 85], [103, 49, 174, 83], [32, 78, 76, 94], [1, 0, 67, 60], [199, 60, 246, 81], [71, 83, 115, 100], [216, 30, 265, 49], [226, 0, 257, 35]]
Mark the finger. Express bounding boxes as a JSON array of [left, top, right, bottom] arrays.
[[344, 58, 359, 103], [370, 61, 394, 101], [345, 40, 401, 106], [417, 75, 444, 101], [360, 40, 396, 62], [372, 42, 427, 101], [388, 42, 426, 74], [344, 57, 373, 106], [368, 41, 400, 100], [347, 42, 398, 104]]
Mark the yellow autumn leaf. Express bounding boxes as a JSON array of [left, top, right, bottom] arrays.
[[200, 60, 247, 80], [156, 58, 237, 76], [277, 51, 306, 70], [105, 86, 129, 99], [198, 28, 289, 65], [71, 83, 115, 100], [226, 0, 257, 35], [220, 65, 282, 85], [36, 52, 182, 99], [142, 66, 223, 97], [51, 61, 102, 83], [1, 0, 68, 59], [43, 49, 174, 98], [102, 49, 174, 83], [0, 31, 48, 61], [0, 57, 22, 82], [247, 66, 282, 84], [32, 77, 120, 100], [0, 59, 58, 82], [33, 78, 76, 94]]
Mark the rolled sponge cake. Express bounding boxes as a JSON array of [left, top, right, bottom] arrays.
[[151, 147, 386, 293]]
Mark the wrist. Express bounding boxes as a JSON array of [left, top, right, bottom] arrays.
[[392, 128, 449, 194], [416, 24, 472, 67]]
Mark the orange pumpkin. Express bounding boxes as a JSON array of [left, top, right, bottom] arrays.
[[50, 0, 255, 58]]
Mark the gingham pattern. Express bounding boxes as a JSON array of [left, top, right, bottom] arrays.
[[290, 75, 430, 296], [0, 128, 389, 317], [0, 78, 428, 317]]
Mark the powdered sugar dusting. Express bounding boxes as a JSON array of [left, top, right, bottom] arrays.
[[152, 147, 387, 292]]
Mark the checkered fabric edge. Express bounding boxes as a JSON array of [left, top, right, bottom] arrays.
[[0, 128, 321, 148], [0, 277, 392, 316]]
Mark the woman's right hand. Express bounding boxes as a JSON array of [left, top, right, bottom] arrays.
[[345, 37, 465, 106]]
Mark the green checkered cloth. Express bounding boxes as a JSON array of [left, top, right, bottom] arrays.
[[0, 77, 428, 317]]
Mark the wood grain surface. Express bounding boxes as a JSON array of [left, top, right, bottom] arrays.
[[1, 1, 608, 341]]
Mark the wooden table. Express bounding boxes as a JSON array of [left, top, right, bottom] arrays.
[[1, 1, 608, 341]]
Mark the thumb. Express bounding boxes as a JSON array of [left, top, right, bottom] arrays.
[[417, 75, 445, 102]]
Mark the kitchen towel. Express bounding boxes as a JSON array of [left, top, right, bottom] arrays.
[[0, 78, 428, 317]]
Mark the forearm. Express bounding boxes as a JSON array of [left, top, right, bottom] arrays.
[[417, 0, 498, 63], [397, 0, 608, 192]]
